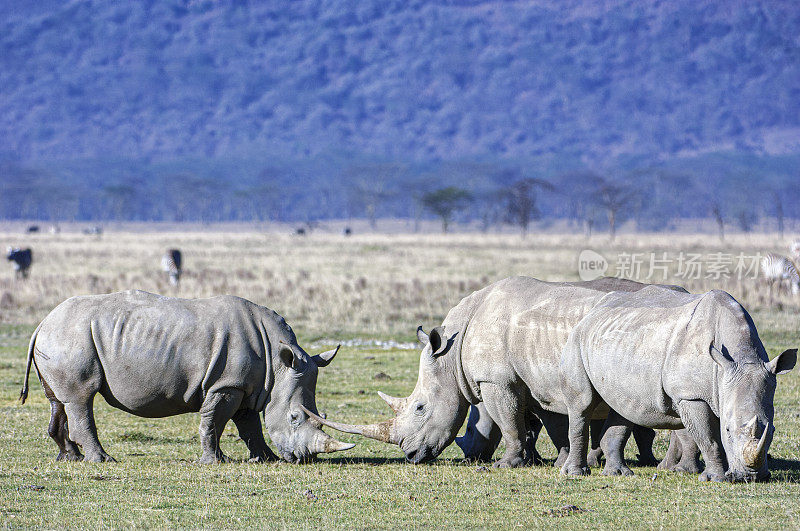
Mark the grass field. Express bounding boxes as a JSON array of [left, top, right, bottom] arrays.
[[1, 229, 800, 528]]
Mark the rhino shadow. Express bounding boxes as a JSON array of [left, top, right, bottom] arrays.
[[767, 457, 800, 482], [319, 456, 411, 465]]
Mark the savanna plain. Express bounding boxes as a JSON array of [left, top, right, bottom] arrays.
[[1, 228, 799, 528]]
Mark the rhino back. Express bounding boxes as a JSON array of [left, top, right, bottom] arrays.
[[569, 287, 714, 425], [460, 277, 608, 413], [36, 291, 270, 417]]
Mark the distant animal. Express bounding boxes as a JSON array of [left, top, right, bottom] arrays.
[[83, 226, 103, 236], [761, 253, 799, 302], [6, 247, 32, 279], [20, 290, 353, 463], [295, 227, 306, 235], [791, 240, 800, 260], [49, 225, 60, 234], [161, 249, 182, 286], [344, 227, 352, 236], [26, 225, 40, 233]]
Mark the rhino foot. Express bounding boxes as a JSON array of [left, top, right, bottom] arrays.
[[84, 452, 116, 463], [493, 456, 525, 468], [586, 448, 603, 468], [561, 464, 591, 476], [602, 464, 634, 477], [636, 453, 659, 467], [671, 461, 703, 474], [56, 451, 84, 462], [699, 469, 726, 482], [199, 453, 231, 464]]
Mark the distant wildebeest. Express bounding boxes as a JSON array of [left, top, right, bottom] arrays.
[[26, 225, 40, 233], [761, 253, 799, 303], [6, 247, 32, 279], [161, 249, 182, 286], [83, 226, 103, 237], [295, 227, 306, 235], [20, 290, 354, 463], [343, 227, 352, 236]]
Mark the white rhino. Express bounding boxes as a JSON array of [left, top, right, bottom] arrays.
[[20, 290, 354, 463], [309, 277, 794, 481]]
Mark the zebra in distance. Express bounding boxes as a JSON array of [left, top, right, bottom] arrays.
[[161, 249, 182, 286], [761, 252, 799, 303], [6, 247, 32, 279]]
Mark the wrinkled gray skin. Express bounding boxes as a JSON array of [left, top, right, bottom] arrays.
[[20, 290, 354, 464], [310, 277, 670, 471], [456, 277, 671, 468], [559, 286, 796, 481]]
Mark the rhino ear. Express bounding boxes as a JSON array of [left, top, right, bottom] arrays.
[[709, 343, 735, 372], [278, 342, 302, 371], [429, 326, 455, 358], [767, 348, 797, 375], [416, 326, 429, 345]]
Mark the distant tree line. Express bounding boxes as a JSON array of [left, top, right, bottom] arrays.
[[1, 155, 798, 238]]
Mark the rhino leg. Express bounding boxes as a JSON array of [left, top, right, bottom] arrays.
[[536, 409, 570, 468], [523, 413, 544, 465], [198, 390, 244, 464], [587, 419, 605, 467], [480, 383, 527, 468], [41, 377, 83, 461], [677, 400, 726, 481], [232, 409, 278, 462], [658, 430, 682, 470], [64, 397, 116, 462], [632, 426, 658, 466], [599, 410, 634, 476], [560, 340, 601, 476], [671, 429, 703, 474]]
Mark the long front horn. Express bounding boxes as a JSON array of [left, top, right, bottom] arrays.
[[300, 405, 398, 444], [743, 421, 770, 469], [307, 430, 356, 454], [377, 391, 407, 414]]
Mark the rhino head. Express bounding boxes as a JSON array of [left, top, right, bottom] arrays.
[[709, 344, 796, 481], [264, 342, 355, 463], [303, 326, 470, 463]]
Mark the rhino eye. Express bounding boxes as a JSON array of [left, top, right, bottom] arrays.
[[414, 403, 425, 415]]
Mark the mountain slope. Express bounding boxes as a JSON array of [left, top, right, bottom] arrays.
[[1, 0, 799, 162]]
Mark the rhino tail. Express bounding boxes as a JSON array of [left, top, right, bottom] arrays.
[[20, 322, 42, 404]]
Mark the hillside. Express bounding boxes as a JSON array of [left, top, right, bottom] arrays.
[[2, 0, 799, 162]]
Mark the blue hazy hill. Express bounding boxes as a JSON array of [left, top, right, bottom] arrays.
[[2, 0, 799, 162]]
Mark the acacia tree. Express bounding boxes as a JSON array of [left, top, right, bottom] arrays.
[[597, 180, 637, 241], [503, 177, 555, 236], [420, 187, 473, 233]]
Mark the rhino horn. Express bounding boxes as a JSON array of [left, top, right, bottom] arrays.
[[300, 405, 398, 444], [312, 345, 340, 367], [743, 421, 770, 469], [377, 391, 407, 413], [308, 430, 356, 454]]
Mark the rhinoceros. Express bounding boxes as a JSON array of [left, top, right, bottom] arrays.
[[558, 286, 796, 481], [306, 277, 656, 471], [20, 290, 354, 464], [455, 277, 677, 467]]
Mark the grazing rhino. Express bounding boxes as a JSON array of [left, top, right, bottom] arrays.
[[20, 290, 354, 464], [559, 286, 796, 481], [455, 277, 677, 467], [307, 277, 666, 472]]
